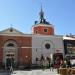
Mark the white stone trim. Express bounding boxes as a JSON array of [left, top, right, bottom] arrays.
[[3, 40, 18, 65], [32, 24, 54, 29], [63, 36, 75, 40]]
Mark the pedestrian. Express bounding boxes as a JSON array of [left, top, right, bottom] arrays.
[[60, 60, 64, 68], [50, 61, 53, 71], [40, 54, 45, 70], [61, 60, 67, 68], [46, 57, 51, 69], [67, 60, 71, 68], [10, 65, 13, 73]]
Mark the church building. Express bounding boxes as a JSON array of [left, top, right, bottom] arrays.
[[0, 7, 68, 69]]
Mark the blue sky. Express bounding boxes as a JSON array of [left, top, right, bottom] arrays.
[[0, 0, 75, 35]]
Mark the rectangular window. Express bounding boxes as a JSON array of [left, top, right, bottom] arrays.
[[44, 28, 48, 32], [35, 31, 38, 34]]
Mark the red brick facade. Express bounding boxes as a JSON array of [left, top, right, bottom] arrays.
[[0, 35, 32, 67], [33, 26, 54, 35]]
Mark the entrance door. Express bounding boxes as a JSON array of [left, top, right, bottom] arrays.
[[6, 58, 11, 69], [6, 58, 14, 69], [3, 40, 18, 69], [6, 54, 14, 68]]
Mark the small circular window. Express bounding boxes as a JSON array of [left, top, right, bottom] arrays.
[[45, 43, 50, 49]]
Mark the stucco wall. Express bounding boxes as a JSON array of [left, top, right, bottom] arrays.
[[32, 35, 64, 65]]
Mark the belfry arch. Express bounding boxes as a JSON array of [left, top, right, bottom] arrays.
[[3, 40, 18, 66]]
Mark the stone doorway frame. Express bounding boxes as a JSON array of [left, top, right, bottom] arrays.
[[3, 40, 18, 69]]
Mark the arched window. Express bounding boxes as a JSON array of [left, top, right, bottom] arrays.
[[7, 43, 14, 47]]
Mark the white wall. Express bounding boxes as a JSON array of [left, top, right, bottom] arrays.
[[32, 35, 64, 65]]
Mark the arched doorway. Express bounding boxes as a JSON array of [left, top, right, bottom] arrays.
[[3, 40, 18, 69]]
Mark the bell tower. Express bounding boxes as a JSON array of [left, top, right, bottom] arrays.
[[32, 6, 54, 35]]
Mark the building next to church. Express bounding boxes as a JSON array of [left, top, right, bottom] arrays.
[[0, 7, 75, 69], [63, 36, 75, 59]]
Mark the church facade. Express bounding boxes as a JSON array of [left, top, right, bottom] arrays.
[[0, 7, 74, 68], [0, 30, 32, 68]]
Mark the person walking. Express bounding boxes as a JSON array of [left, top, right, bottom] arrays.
[[50, 60, 53, 71], [40, 54, 45, 70], [10, 65, 13, 73]]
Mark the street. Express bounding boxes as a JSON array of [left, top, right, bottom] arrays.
[[0, 72, 10, 75], [11, 69, 60, 75], [0, 69, 60, 75]]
